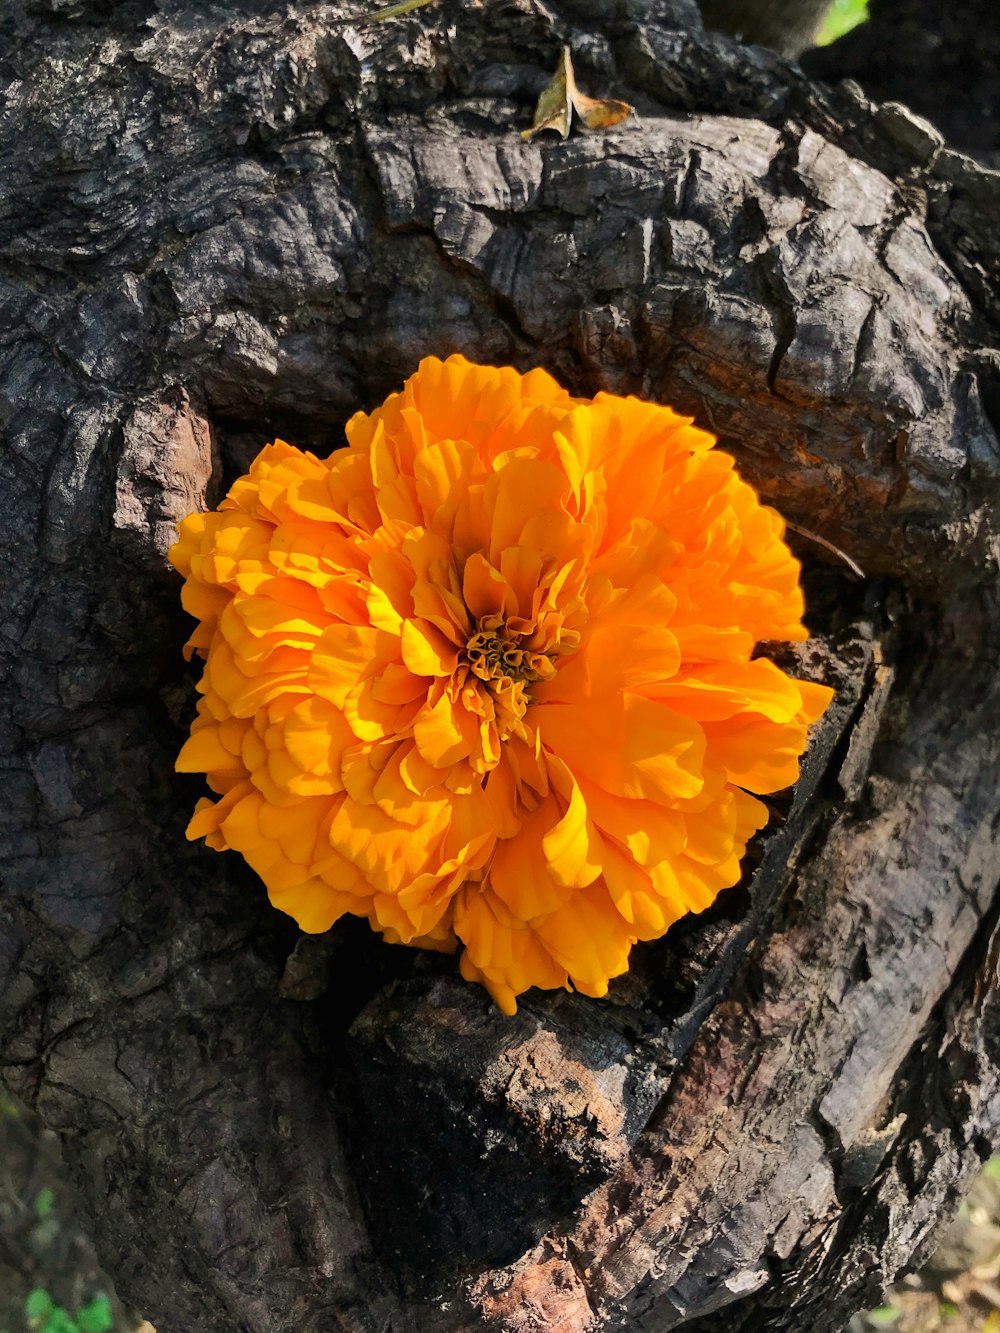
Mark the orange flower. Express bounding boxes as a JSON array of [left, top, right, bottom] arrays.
[[170, 356, 832, 1013]]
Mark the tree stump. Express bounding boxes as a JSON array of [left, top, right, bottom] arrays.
[[2, 1, 1000, 1329]]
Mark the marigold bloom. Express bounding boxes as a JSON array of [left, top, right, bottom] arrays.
[[170, 355, 832, 1013]]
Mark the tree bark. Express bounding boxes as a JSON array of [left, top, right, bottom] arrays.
[[2, 2, 1000, 1331]]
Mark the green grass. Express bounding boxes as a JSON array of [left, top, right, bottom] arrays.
[[24, 1291, 112, 1333], [865, 1307, 901, 1329], [817, 0, 870, 44]]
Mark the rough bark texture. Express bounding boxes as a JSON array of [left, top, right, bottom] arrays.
[[2, 1, 1000, 1330]]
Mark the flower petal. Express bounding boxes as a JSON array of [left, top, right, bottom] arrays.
[[537, 694, 706, 804]]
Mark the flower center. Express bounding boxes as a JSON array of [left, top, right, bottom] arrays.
[[463, 614, 554, 691], [467, 629, 532, 686], [454, 614, 560, 767]]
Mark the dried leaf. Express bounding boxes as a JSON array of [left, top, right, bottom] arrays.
[[569, 88, 634, 133], [522, 47, 633, 141], [521, 47, 572, 141]]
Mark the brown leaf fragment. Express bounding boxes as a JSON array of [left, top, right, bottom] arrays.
[[522, 47, 633, 141], [570, 89, 634, 133]]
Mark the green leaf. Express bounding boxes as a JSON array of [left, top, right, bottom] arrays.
[[34, 1186, 55, 1221], [984, 1154, 1000, 1180], [76, 1296, 113, 1333], [817, 0, 869, 44], [866, 1306, 902, 1329], [938, 1301, 960, 1319], [45, 1310, 80, 1333], [24, 1290, 54, 1321]]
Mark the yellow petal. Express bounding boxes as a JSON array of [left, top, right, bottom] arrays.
[[279, 696, 356, 785], [648, 658, 805, 722], [702, 716, 811, 794], [489, 797, 576, 921], [454, 884, 569, 1013], [176, 725, 244, 776], [462, 551, 512, 621], [327, 794, 452, 896], [309, 624, 398, 707], [797, 678, 836, 723], [400, 618, 459, 677], [533, 884, 634, 995], [537, 693, 706, 804], [413, 438, 481, 531], [412, 689, 478, 767], [598, 837, 670, 935], [574, 775, 685, 866], [486, 457, 571, 563], [498, 546, 543, 621], [541, 758, 602, 889]]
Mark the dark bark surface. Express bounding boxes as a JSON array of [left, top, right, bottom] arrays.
[[2, 1, 1000, 1330]]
